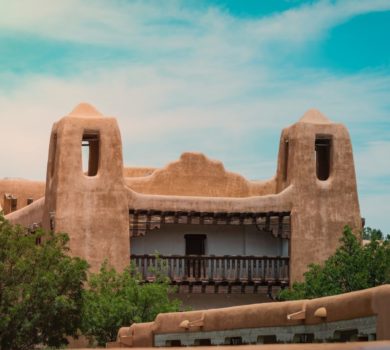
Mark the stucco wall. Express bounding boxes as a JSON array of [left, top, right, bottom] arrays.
[[0, 178, 45, 214], [125, 152, 276, 198]]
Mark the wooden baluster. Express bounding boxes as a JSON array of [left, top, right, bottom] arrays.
[[143, 255, 147, 281], [248, 257, 252, 282], [266, 258, 270, 280], [180, 257, 184, 282], [168, 257, 173, 281], [209, 257, 214, 281], [222, 257, 226, 281], [236, 257, 240, 281], [262, 258, 266, 281], [227, 257, 232, 281]]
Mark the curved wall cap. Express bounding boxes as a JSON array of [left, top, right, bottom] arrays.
[[68, 102, 103, 118], [298, 109, 331, 124]]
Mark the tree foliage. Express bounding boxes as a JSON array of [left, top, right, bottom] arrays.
[[81, 261, 181, 346], [0, 214, 89, 350], [362, 226, 386, 241], [279, 226, 390, 301]]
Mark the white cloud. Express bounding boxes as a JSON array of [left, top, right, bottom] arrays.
[[355, 141, 390, 180], [0, 0, 389, 233]]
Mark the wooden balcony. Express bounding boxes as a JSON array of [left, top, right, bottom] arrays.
[[131, 254, 289, 291]]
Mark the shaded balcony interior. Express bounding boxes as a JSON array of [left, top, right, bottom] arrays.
[[130, 210, 290, 292]]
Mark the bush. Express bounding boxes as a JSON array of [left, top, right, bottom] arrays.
[[279, 225, 390, 301], [81, 261, 181, 346], [0, 214, 89, 350]]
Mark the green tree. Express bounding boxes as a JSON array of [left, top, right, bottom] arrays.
[[0, 214, 89, 350], [279, 226, 390, 301], [362, 226, 384, 241], [81, 261, 181, 347]]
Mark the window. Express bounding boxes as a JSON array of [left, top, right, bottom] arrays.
[[194, 339, 211, 346], [293, 333, 314, 343], [27, 198, 33, 205], [11, 197, 17, 212], [315, 136, 331, 181], [225, 337, 243, 345], [334, 329, 358, 342], [82, 131, 100, 176], [283, 139, 289, 181], [257, 335, 277, 344], [165, 340, 181, 347], [185, 234, 206, 255]]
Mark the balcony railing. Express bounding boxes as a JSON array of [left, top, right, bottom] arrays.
[[131, 254, 289, 286]]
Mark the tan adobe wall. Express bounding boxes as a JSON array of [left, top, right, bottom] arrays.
[[124, 167, 157, 178], [0, 178, 45, 214], [41, 103, 130, 272], [274, 110, 361, 282], [124, 152, 276, 198], [113, 285, 390, 347], [6, 197, 45, 228]]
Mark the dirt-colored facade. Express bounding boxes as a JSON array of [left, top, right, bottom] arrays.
[[108, 285, 390, 346], [1, 103, 361, 283]]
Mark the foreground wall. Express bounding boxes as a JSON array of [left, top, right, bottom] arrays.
[[111, 285, 390, 347]]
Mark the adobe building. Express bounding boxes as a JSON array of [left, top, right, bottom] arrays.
[[110, 285, 390, 346], [1, 103, 362, 302]]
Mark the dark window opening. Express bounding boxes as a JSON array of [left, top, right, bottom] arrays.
[[3, 194, 16, 214], [334, 329, 358, 342], [293, 333, 314, 343], [82, 131, 100, 176], [283, 139, 289, 181], [315, 137, 331, 181], [194, 339, 211, 346], [185, 234, 206, 255], [11, 197, 17, 212], [27, 198, 34, 205], [185, 234, 206, 279], [225, 337, 243, 345], [166, 340, 181, 347], [257, 335, 277, 344]]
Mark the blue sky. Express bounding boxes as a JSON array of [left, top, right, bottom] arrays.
[[0, 0, 389, 233]]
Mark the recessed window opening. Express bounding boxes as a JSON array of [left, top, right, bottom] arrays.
[[226, 337, 243, 345], [11, 197, 17, 212], [194, 339, 211, 346], [283, 139, 289, 181], [27, 198, 33, 205], [293, 333, 314, 343], [82, 131, 100, 176], [334, 329, 358, 342], [315, 136, 331, 181], [257, 335, 277, 344], [165, 340, 181, 347]]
